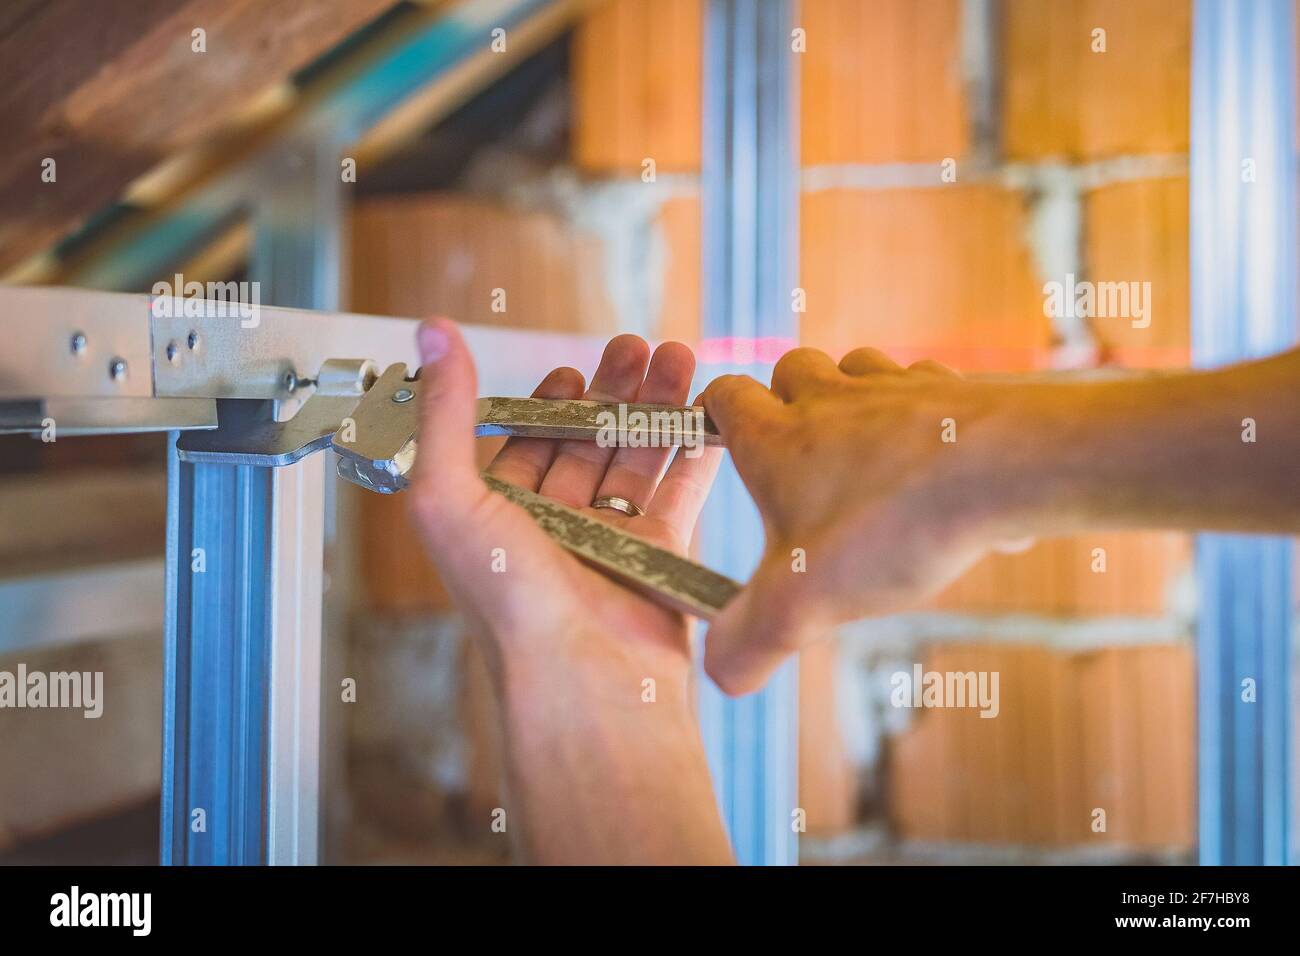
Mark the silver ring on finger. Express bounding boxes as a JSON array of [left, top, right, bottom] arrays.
[[591, 494, 645, 517]]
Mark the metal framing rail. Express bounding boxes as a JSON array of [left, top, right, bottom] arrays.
[[1190, 0, 1296, 865], [698, 0, 800, 866]]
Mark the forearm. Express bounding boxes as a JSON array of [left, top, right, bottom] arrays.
[[982, 348, 1300, 536], [495, 653, 733, 865]]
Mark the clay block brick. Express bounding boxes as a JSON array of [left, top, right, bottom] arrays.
[[801, 0, 968, 164], [1133, 644, 1195, 846], [572, 0, 702, 173], [891, 644, 1007, 842], [656, 194, 702, 344], [1030, 646, 1086, 843], [800, 186, 1051, 371], [1084, 176, 1190, 368], [947, 644, 1013, 841], [1076, 645, 1194, 849], [1003, 0, 1191, 160], [933, 532, 1191, 617], [350, 194, 616, 336], [888, 641, 1194, 850], [798, 640, 858, 834], [889, 706, 948, 839], [1077, 648, 1143, 844]]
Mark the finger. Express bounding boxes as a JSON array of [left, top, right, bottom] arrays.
[[410, 319, 488, 532], [484, 366, 586, 491], [537, 334, 651, 508], [645, 445, 723, 546], [907, 358, 961, 378], [839, 346, 902, 376], [770, 347, 842, 401], [592, 341, 696, 510]]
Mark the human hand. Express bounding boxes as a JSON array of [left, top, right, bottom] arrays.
[[409, 319, 723, 707], [701, 347, 1023, 695], [408, 319, 733, 864]]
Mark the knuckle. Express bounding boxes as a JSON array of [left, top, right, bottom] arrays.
[[774, 347, 820, 373], [703, 374, 745, 414]]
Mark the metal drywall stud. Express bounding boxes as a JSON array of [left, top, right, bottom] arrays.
[[1190, 0, 1296, 866], [698, 0, 801, 866]]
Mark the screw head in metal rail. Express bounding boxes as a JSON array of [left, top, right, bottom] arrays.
[[392, 388, 415, 404], [187, 331, 200, 351], [283, 370, 299, 393], [109, 357, 128, 381], [70, 332, 87, 356], [165, 341, 181, 365]]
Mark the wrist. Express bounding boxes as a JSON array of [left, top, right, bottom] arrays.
[[959, 379, 1132, 540], [929, 382, 1080, 544], [494, 628, 697, 727], [491, 637, 727, 864]]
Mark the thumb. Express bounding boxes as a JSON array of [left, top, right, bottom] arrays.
[[411, 318, 485, 527], [704, 550, 827, 696]]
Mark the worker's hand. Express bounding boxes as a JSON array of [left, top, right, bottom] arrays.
[[701, 347, 1020, 695], [409, 318, 722, 710], [410, 319, 733, 863]]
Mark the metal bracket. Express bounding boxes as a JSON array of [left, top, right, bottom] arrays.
[[176, 360, 377, 466]]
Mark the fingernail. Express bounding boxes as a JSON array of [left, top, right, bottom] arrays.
[[418, 323, 448, 364]]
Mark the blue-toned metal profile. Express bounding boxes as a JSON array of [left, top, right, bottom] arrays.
[[1190, 0, 1296, 866], [162, 142, 335, 865], [161, 445, 279, 863], [698, 0, 800, 866]]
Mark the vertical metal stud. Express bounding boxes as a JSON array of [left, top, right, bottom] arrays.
[[698, 0, 800, 865], [253, 142, 340, 868], [162, 144, 337, 865], [1190, 0, 1296, 865], [162, 440, 278, 864]]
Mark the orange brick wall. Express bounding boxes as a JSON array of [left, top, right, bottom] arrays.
[[889, 643, 1195, 850], [1085, 176, 1191, 368], [572, 0, 702, 172], [799, 641, 858, 834], [562, 0, 1199, 854], [351, 194, 617, 336], [932, 533, 1190, 617], [1002, 0, 1190, 160], [655, 194, 703, 344], [799, 186, 1051, 370], [800, 0, 968, 164]]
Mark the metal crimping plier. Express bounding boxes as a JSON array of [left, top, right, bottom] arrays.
[[177, 360, 738, 617]]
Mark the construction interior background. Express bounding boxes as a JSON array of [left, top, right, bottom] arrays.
[[0, 0, 1294, 865]]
